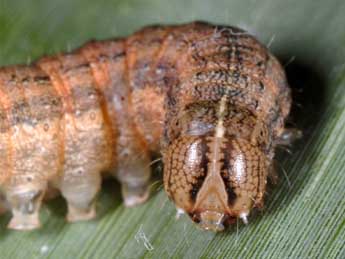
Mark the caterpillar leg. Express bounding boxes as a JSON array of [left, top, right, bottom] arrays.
[[6, 181, 46, 230], [121, 180, 150, 207], [268, 160, 279, 185], [59, 171, 101, 222], [117, 158, 151, 207], [276, 128, 302, 146], [0, 191, 8, 215]]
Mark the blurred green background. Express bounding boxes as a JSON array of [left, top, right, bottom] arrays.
[[0, 0, 344, 258]]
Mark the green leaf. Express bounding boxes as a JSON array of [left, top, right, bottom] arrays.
[[0, 0, 344, 258]]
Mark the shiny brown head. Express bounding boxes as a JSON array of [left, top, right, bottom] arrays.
[[163, 101, 269, 231]]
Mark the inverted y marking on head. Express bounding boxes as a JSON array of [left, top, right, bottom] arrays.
[[215, 95, 228, 138], [192, 94, 229, 211]]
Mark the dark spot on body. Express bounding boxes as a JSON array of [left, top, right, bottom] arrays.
[[21, 77, 30, 84], [34, 75, 50, 83], [111, 52, 125, 60], [259, 81, 265, 91], [257, 61, 263, 67]]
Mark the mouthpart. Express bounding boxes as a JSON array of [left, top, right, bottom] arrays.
[[196, 210, 226, 232]]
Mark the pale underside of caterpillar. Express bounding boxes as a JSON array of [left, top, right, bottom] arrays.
[[0, 21, 299, 232]]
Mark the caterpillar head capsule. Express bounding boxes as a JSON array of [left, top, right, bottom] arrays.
[[163, 129, 268, 231]]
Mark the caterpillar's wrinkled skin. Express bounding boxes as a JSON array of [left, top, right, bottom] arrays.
[[0, 22, 297, 231]]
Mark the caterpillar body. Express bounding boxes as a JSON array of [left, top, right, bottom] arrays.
[[0, 22, 297, 231]]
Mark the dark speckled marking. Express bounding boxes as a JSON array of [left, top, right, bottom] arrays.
[[221, 139, 237, 206], [190, 136, 209, 202]]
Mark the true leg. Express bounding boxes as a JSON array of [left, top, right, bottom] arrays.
[[276, 128, 302, 146], [0, 191, 8, 215]]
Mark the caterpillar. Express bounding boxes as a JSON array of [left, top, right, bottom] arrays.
[[0, 21, 299, 232]]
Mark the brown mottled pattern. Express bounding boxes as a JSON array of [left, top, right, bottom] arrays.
[[163, 135, 208, 211]]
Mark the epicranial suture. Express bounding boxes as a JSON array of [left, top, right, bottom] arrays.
[[0, 21, 300, 232]]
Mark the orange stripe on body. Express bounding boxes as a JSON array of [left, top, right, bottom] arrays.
[[37, 56, 76, 129], [80, 41, 111, 88], [38, 56, 74, 115], [0, 75, 14, 183], [36, 57, 73, 175], [80, 41, 115, 169]]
